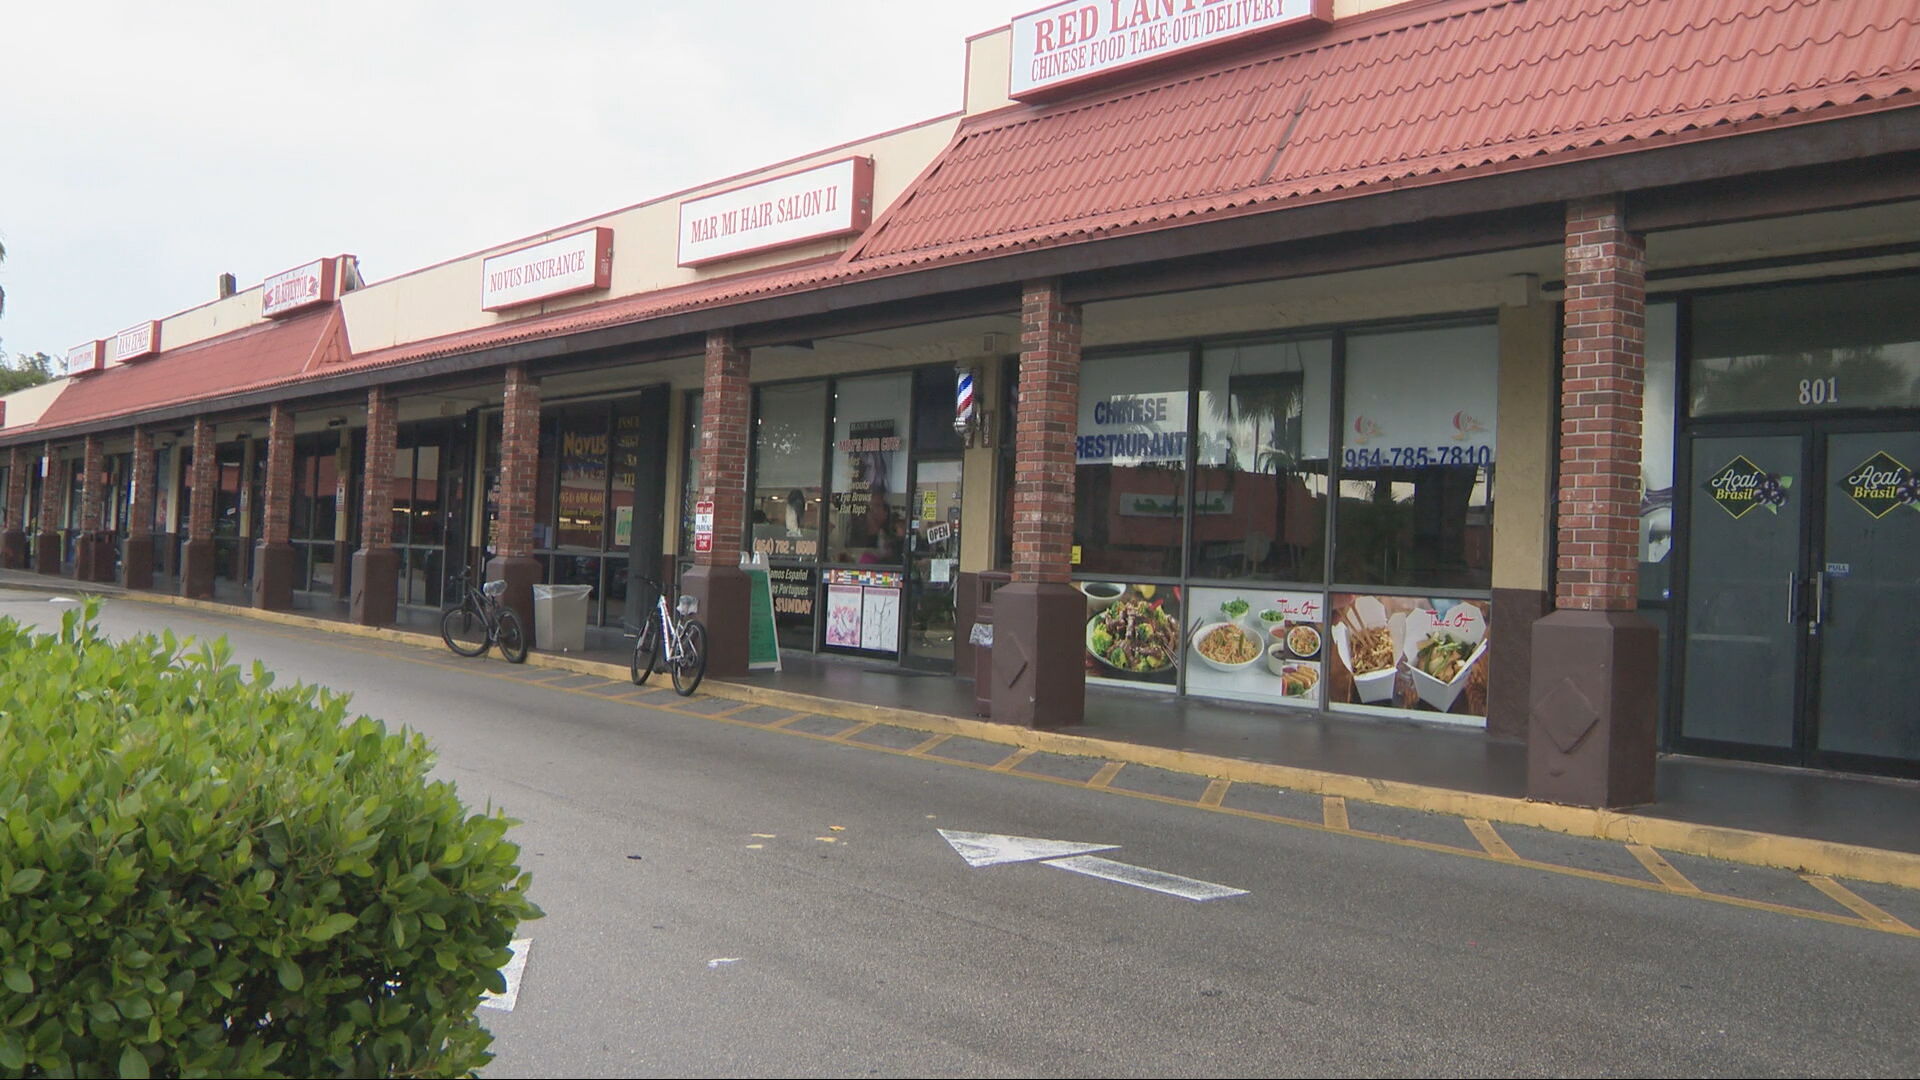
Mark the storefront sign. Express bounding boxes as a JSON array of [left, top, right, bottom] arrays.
[[64, 341, 106, 378], [693, 499, 715, 554], [1703, 455, 1790, 520], [113, 321, 161, 364], [1009, 0, 1331, 100], [1838, 451, 1918, 519], [679, 157, 874, 267], [1080, 581, 1181, 690], [261, 257, 343, 318], [480, 228, 613, 312], [1075, 393, 1188, 464], [743, 557, 782, 672], [1185, 586, 1324, 708]]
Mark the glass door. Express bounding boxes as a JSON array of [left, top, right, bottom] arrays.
[[1811, 429, 1920, 769], [1677, 425, 1920, 773], [904, 457, 963, 669]]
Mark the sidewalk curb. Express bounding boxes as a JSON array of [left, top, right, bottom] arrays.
[[20, 578, 1920, 891]]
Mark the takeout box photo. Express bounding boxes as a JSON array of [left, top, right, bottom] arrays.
[[1331, 595, 1405, 704], [1401, 605, 1489, 712]]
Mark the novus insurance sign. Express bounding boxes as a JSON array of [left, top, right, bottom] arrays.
[[480, 228, 613, 312]]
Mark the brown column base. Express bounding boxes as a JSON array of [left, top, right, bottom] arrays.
[[180, 538, 216, 599], [251, 540, 297, 611], [123, 535, 155, 590], [1, 529, 26, 570], [1487, 587, 1551, 742], [677, 562, 749, 677], [1527, 609, 1659, 808], [35, 532, 62, 575], [159, 533, 178, 578], [989, 581, 1087, 728], [333, 540, 353, 600], [76, 532, 117, 583], [350, 546, 399, 627], [483, 555, 542, 643]]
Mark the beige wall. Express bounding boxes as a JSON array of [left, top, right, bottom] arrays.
[[1491, 299, 1557, 593], [0, 379, 71, 431]]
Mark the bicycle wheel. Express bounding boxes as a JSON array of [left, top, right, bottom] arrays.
[[631, 624, 660, 686], [441, 603, 489, 657], [672, 619, 707, 697], [495, 607, 529, 664]]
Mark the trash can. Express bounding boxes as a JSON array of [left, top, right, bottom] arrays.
[[532, 584, 593, 652], [966, 571, 1010, 717]]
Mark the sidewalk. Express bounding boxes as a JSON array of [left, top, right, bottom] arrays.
[[5, 567, 1918, 887]]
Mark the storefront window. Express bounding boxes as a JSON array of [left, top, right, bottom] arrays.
[[1640, 302, 1679, 598], [1074, 350, 1190, 579], [912, 367, 967, 454], [680, 392, 702, 557], [1690, 274, 1920, 416], [1194, 337, 1332, 583], [554, 408, 608, 550], [829, 374, 911, 565], [1334, 322, 1497, 590], [753, 383, 827, 561]]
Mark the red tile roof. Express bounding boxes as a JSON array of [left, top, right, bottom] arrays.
[[847, 0, 1920, 267], [28, 306, 349, 431]]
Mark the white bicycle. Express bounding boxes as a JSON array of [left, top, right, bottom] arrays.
[[628, 575, 707, 696]]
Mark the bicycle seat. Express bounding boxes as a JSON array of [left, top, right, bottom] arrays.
[[482, 580, 508, 597]]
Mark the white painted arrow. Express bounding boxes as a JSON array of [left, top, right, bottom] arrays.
[[937, 828, 1119, 867], [939, 830, 1247, 902]]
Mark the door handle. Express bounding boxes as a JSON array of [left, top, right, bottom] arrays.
[[1812, 570, 1829, 631], [1786, 572, 1802, 624]]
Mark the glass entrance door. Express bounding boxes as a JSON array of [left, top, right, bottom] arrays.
[[1678, 426, 1920, 773], [904, 458, 962, 669]]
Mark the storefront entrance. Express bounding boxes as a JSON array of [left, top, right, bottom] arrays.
[[1677, 424, 1920, 775], [904, 457, 962, 669]]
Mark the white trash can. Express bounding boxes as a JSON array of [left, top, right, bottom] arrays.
[[532, 584, 593, 652]]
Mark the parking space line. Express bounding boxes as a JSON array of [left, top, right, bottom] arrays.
[[1801, 875, 1915, 932], [1087, 762, 1126, 789], [831, 721, 878, 742], [1200, 779, 1231, 808], [991, 747, 1037, 772], [906, 733, 952, 756], [1466, 819, 1519, 861], [1629, 845, 1701, 893], [1322, 796, 1349, 831], [762, 712, 809, 729]]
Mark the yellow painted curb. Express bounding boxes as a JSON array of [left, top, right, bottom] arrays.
[[29, 578, 1920, 892]]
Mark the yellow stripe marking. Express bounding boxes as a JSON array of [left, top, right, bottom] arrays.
[[1087, 762, 1125, 789], [1801, 875, 1914, 932], [906, 733, 952, 756], [831, 721, 877, 742], [1200, 779, 1231, 808], [1322, 795, 1349, 831], [762, 712, 809, 729], [1467, 819, 1519, 861], [709, 702, 757, 718], [1629, 845, 1701, 893], [990, 747, 1037, 772]]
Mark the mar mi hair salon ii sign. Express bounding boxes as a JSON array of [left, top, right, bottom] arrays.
[[678, 157, 874, 267]]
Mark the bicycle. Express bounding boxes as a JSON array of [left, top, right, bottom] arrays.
[[441, 569, 529, 663], [627, 575, 706, 696]]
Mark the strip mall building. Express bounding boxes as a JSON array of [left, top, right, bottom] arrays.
[[4, 0, 1918, 803]]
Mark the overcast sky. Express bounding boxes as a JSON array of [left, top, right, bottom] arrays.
[[0, 0, 1015, 361]]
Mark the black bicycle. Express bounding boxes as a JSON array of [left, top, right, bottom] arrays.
[[628, 575, 707, 696], [441, 569, 529, 663]]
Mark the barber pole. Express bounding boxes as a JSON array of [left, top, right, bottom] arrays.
[[956, 369, 976, 431]]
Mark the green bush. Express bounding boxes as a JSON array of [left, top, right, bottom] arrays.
[[0, 604, 540, 1078]]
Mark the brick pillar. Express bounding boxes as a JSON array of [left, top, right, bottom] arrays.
[[351, 387, 400, 626], [252, 403, 297, 610], [991, 280, 1087, 727], [1528, 195, 1658, 808], [73, 434, 112, 582], [2, 446, 28, 569], [180, 419, 218, 598], [484, 365, 542, 638], [676, 330, 752, 677], [35, 444, 63, 576], [123, 428, 156, 589]]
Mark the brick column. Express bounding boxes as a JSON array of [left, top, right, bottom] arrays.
[[484, 365, 543, 638], [35, 444, 63, 575], [351, 387, 400, 626], [991, 280, 1087, 727], [252, 403, 297, 610], [123, 428, 156, 589], [180, 419, 218, 597], [1528, 195, 1658, 808], [73, 434, 113, 582], [1, 446, 27, 569], [677, 331, 752, 676]]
